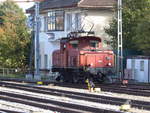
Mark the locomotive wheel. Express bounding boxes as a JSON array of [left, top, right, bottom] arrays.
[[72, 74, 79, 83], [96, 72, 107, 83]]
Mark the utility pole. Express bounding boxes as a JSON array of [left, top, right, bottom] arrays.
[[117, 0, 123, 81], [34, 1, 41, 80]]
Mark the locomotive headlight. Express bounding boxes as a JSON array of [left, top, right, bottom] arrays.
[[64, 44, 66, 48], [80, 52, 84, 55], [108, 63, 111, 66]]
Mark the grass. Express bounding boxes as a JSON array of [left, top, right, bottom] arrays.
[[0, 73, 25, 79]]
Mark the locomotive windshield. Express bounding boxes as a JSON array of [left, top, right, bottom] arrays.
[[69, 40, 79, 49], [90, 40, 99, 48]]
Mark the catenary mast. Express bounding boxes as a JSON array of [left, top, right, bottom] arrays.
[[117, 0, 123, 80], [12, 0, 43, 80]]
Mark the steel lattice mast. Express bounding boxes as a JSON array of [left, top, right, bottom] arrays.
[[12, 0, 43, 80], [117, 0, 123, 80]]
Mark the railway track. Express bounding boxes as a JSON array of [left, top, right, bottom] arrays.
[[0, 109, 21, 113], [96, 83, 150, 96], [1, 92, 113, 113], [0, 81, 150, 111], [52, 82, 150, 97], [0, 80, 150, 96], [99, 86, 150, 97], [1, 78, 150, 90], [101, 83, 150, 90], [0, 84, 124, 113]]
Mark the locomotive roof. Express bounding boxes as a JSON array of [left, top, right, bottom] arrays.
[[61, 36, 101, 41]]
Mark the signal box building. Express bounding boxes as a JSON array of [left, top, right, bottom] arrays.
[[27, 0, 116, 70], [126, 56, 150, 83]]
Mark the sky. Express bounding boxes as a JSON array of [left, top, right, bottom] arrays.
[[0, 0, 34, 12]]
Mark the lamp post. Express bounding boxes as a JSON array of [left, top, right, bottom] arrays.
[[117, 0, 123, 81]]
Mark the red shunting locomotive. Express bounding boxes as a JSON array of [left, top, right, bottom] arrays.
[[52, 36, 115, 83]]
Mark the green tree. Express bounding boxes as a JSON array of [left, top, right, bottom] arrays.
[[105, 0, 150, 55], [134, 9, 150, 55], [0, 0, 30, 68]]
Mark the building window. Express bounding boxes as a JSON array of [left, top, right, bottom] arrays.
[[140, 61, 144, 71], [44, 16, 48, 32], [66, 14, 72, 31], [90, 40, 99, 48], [131, 59, 135, 69], [44, 54, 48, 69], [47, 11, 64, 31], [39, 55, 41, 68], [75, 13, 81, 30]]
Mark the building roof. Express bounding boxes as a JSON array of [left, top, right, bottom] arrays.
[[127, 56, 150, 59], [40, 0, 80, 10], [78, 0, 116, 8], [26, 0, 116, 13]]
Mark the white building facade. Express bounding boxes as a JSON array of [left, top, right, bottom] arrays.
[[126, 56, 150, 83], [27, 0, 116, 70]]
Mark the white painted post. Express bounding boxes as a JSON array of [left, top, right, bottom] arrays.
[[34, 1, 41, 80]]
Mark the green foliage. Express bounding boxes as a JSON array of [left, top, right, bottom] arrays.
[[134, 14, 150, 55], [0, 0, 31, 68], [105, 0, 150, 55]]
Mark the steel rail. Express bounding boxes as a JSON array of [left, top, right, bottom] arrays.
[[0, 91, 123, 113], [0, 81, 150, 110]]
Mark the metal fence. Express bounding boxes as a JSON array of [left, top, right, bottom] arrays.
[[0, 68, 26, 79], [0, 68, 58, 81]]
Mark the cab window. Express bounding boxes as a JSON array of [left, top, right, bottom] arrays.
[[69, 40, 79, 49], [90, 40, 99, 48]]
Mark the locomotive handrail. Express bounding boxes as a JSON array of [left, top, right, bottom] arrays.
[[67, 31, 95, 38], [81, 48, 114, 51]]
